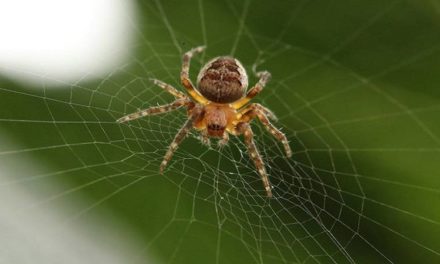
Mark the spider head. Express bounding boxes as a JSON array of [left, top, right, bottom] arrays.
[[205, 107, 227, 137], [197, 56, 248, 103], [207, 123, 225, 137]]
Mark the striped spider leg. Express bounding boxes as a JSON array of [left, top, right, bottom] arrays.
[[234, 103, 292, 197], [238, 103, 291, 158], [235, 122, 273, 197], [159, 105, 203, 173], [117, 98, 190, 123], [117, 79, 190, 123]]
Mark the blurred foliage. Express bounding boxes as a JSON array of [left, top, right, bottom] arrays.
[[1, 0, 440, 263]]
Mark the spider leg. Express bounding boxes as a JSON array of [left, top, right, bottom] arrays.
[[160, 105, 203, 173], [256, 104, 278, 121], [217, 132, 229, 148], [240, 103, 277, 121], [181, 46, 209, 104], [117, 99, 189, 123], [239, 104, 292, 158], [199, 129, 211, 146], [236, 122, 272, 198], [150, 78, 187, 99], [232, 70, 271, 109]]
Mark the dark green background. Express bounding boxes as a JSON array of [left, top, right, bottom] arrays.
[[1, 0, 439, 263]]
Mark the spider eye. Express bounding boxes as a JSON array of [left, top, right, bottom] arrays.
[[208, 124, 223, 131], [207, 124, 226, 137]]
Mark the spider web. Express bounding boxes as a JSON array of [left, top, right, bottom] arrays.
[[1, 0, 440, 263]]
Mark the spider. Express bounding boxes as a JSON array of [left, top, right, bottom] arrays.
[[117, 46, 291, 197]]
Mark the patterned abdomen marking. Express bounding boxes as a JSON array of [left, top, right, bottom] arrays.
[[197, 57, 248, 103]]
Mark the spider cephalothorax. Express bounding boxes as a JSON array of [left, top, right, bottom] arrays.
[[117, 46, 291, 197]]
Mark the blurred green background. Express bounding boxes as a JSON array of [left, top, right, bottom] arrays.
[[1, 0, 440, 263]]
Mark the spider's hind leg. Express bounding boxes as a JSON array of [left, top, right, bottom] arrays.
[[232, 70, 271, 109], [180, 46, 209, 105]]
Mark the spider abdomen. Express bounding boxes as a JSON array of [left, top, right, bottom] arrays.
[[196, 56, 248, 103]]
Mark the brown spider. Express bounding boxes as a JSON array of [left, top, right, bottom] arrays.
[[117, 46, 291, 197]]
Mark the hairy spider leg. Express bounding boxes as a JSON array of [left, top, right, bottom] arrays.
[[238, 102, 277, 121], [117, 99, 189, 123], [236, 122, 273, 198], [181, 46, 209, 105], [255, 104, 278, 121], [160, 106, 203, 173], [239, 103, 292, 158], [217, 132, 229, 148], [199, 129, 211, 146], [232, 71, 271, 109], [149, 78, 187, 99]]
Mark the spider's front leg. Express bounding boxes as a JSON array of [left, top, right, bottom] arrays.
[[239, 103, 292, 158], [236, 122, 273, 198], [199, 130, 211, 146], [160, 105, 204, 173], [180, 46, 209, 104], [217, 132, 229, 148], [117, 98, 189, 123]]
